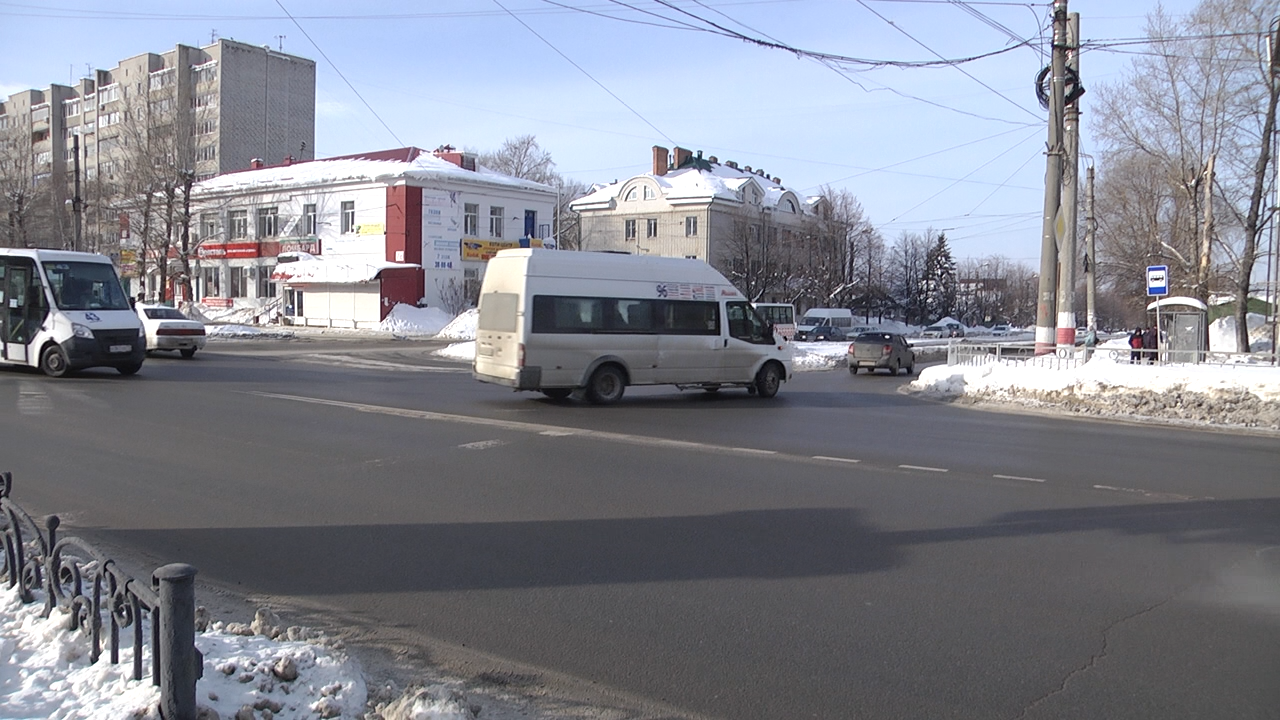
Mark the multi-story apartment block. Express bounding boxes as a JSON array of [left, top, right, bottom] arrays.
[[571, 146, 821, 302], [0, 38, 315, 250]]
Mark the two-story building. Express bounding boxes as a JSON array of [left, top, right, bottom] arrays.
[[571, 146, 821, 301], [180, 145, 556, 327]]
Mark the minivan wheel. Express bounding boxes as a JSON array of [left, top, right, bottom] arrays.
[[754, 363, 782, 399], [117, 362, 143, 376], [541, 388, 572, 400], [40, 345, 70, 378], [585, 365, 626, 405]]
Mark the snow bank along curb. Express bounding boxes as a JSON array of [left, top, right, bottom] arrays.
[[906, 355, 1280, 431]]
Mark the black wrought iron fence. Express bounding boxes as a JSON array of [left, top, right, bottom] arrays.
[[1, 471, 200, 720]]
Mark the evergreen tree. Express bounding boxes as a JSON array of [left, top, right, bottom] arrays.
[[922, 233, 957, 322]]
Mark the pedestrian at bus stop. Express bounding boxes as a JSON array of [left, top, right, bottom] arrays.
[[1128, 327, 1143, 364], [1143, 326, 1158, 363]]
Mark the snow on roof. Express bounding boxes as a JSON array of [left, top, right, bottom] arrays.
[[572, 161, 811, 212], [271, 257, 419, 284], [1147, 296, 1209, 311], [193, 148, 554, 196]]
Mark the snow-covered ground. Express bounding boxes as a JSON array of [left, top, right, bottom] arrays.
[[6, 307, 1276, 719]]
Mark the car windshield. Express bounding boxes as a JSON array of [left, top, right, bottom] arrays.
[[143, 307, 189, 320], [924, 326, 943, 332], [855, 333, 893, 342], [44, 261, 131, 311]]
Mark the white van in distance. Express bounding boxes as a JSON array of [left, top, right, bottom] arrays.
[[473, 249, 792, 404], [796, 307, 854, 334], [0, 248, 145, 376]]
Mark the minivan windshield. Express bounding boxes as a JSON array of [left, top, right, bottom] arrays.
[[44, 261, 131, 311]]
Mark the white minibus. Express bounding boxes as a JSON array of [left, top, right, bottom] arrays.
[[0, 249, 145, 376], [752, 302, 796, 341], [797, 307, 854, 333], [473, 249, 792, 404]]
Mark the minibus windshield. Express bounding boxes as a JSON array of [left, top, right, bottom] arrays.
[[44, 261, 131, 311]]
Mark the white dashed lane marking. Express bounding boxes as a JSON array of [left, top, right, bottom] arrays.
[[813, 456, 861, 464], [898, 464, 949, 473], [458, 440, 508, 450], [994, 474, 1047, 483]]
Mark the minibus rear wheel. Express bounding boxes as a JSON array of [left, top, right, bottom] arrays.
[[586, 365, 626, 405], [40, 345, 70, 378], [541, 388, 572, 401]]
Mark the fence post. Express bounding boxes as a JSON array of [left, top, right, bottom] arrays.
[[154, 563, 199, 720]]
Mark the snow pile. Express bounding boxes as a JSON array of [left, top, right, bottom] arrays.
[[0, 585, 367, 719], [435, 342, 476, 362], [435, 309, 478, 341], [379, 304, 454, 336], [791, 342, 849, 371], [207, 324, 296, 339], [908, 350, 1280, 429], [189, 302, 261, 326], [1210, 313, 1274, 353]]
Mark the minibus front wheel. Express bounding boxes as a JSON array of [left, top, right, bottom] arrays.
[[754, 362, 783, 399], [40, 345, 70, 378]]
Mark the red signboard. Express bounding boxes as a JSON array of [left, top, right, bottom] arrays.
[[198, 242, 260, 259], [203, 297, 234, 308]]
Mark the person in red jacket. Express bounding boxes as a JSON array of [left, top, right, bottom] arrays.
[[1128, 327, 1143, 364]]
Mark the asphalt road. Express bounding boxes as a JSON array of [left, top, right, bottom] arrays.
[[2, 339, 1278, 720]]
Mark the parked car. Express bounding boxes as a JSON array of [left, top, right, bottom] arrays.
[[137, 305, 207, 358], [921, 323, 964, 339], [991, 324, 1011, 337], [848, 332, 915, 375], [794, 325, 846, 342]]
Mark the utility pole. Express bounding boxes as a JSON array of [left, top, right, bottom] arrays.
[[1035, 0, 1069, 355], [1084, 164, 1096, 335], [1056, 11, 1082, 351], [72, 133, 83, 253]]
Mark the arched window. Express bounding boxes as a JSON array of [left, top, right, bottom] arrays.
[[782, 198, 796, 213], [643, 185, 656, 200], [624, 187, 638, 202]]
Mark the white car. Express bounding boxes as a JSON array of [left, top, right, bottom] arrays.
[[991, 324, 1012, 336], [137, 305, 206, 358]]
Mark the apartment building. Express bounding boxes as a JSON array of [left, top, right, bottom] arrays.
[[0, 38, 315, 250], [571, 146, 820, 295]]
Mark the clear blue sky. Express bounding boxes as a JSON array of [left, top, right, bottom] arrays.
[[0, 0, 1203, 263]]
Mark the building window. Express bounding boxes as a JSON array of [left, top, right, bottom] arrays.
[[148, 71, 174, 90], [200, 213, 217, 241], [193, 119, 217, 136], [624, 219, 636, 241], [202, 266, 220, 298], [489, 206, 504, 239], [192, 93, 216, 109], [256, 207, 279, 237], [285, 288, 303, 316], [195, 145, 216, 161], [150, 98, 174, 115], [34, 151, 51, 166], [303, 203, 317, 235], [191, 63, 218, 85], [228, 209, 248, 239], [340, 201, 355, 233], [98, 85, 119, 104], [538, 223, 550, 240], [643, 186, 656, 200], [99, 111, 121, 127], [685, 216, 698, 237], [230, 267, 249, 298], [624, 187, 638, 202], [646, 218, 658, 238], [464, 203, 479, 236], [63, 99, 80, 117], [257, 271, 275, 299]]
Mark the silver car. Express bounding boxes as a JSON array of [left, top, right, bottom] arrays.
[[848, 332, 916, 375]]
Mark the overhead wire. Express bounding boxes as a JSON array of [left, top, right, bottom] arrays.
[[272, 0, 404, 147], [492, 0, 677, 146]]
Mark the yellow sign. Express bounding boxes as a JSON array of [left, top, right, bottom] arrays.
[[461, 238, 544, 261], [357, 223, 385, 236]]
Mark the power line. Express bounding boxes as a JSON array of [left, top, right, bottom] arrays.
[[492, 0, 677, 146], [854, 0, 1043, 120], [272, 0, 404, 147]]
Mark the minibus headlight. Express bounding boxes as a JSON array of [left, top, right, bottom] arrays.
[[72, 323, 95, 339]]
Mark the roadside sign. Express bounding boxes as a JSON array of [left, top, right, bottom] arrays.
[[1146, 265, 1168, 297]]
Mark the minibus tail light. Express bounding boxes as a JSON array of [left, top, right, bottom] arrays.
[[518, 343, 525, 367]]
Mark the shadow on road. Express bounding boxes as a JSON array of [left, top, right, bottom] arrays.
[[97, 498, 1280, 596]]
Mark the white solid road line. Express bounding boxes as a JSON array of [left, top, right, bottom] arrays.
[[897, 464, 949, 473], [993, 474, 1047, 483]]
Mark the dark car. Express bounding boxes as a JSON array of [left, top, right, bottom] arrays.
[[848, 332, 915, 375], [794, 325, 846, 342]]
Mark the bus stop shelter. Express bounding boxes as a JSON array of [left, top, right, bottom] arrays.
[[1146, 296, 1207, 363]]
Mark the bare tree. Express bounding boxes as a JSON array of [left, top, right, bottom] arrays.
[[479, 134, 557, 185]]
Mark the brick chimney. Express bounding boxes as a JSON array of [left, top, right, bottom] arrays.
[[282, 155, 294, 166], [652, 145, 669, 176], [250, 158, 264, 169], [433, 145, 477, 171], [725, 160, 738, 170], [673, 147, 693, 170]]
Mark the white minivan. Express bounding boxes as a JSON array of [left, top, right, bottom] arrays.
[[0, 248, 145, 377], [796, 307, 854, 334], [473, 249, 792, 404]]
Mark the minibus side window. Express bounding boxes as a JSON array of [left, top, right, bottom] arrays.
[[660, 300, 719, 336], [726, 302, 773, 344]]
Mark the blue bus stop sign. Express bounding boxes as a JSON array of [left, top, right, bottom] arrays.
[[1146, 265, 1168, 297]]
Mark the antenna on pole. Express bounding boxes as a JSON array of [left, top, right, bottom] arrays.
[[275, 35, 286, 52]]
